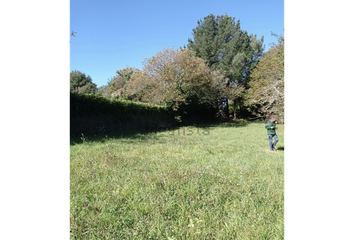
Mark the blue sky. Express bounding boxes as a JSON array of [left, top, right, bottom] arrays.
[[70, 0, 284, 88]]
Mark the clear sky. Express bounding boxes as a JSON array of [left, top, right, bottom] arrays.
[[70, 0, 284, 88]]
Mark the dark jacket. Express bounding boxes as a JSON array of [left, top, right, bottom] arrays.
[[265, 121, 276, 135]]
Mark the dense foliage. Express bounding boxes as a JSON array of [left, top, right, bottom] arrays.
[[245, 34, 284, 122], [70, 70, 97, 94], [187, 14, 264, 118]]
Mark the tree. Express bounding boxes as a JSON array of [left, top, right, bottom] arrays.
[[126, 48, 230, 111], [108, 67, 140, 99], [187, 14, 264, 118], [224, 83, 245, 118], [70, 70, 97, 94], [245, 33, 284, 122], [97, 85, 111, 98]]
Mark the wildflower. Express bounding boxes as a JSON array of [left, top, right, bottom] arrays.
[[138, 199, 141, 201]]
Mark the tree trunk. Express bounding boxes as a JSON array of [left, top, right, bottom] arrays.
[[224, 98, 229, 116], [233, 99, 237, 120]]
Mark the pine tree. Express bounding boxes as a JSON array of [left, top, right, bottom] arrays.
[[188, 14, 264, 118]]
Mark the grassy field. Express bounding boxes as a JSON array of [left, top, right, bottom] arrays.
[[70, 122, 284, 239]]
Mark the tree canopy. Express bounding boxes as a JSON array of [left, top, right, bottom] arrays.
[[108, 67, 140, 99], [126, 48, 239, 111], [70, 70, 97, 94], [187, 14, 264, 117], [245, 34, 284, 122]]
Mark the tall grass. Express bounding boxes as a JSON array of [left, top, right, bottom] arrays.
[[70, 123, 284, 239]]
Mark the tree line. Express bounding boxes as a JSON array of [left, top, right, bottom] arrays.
[[70, 14, 284, 123]]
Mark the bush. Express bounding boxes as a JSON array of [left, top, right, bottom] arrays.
[[70, 93, 176, 136]]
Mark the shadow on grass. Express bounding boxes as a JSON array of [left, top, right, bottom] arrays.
[[70, 123, 187, 146], [70, 128, 172, 146], [70, 120, 250, 146], [277, 146, 284, 151], [192, 119, 249, 130]]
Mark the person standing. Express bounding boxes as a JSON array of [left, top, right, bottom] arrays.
[[265, 115, 278, 151]]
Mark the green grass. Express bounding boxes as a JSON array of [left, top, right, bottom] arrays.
[[70, 122, 284, 239]]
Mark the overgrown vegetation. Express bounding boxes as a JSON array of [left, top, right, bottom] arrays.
[[70, 123, 284, 239]]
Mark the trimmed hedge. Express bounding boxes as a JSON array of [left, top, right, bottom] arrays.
[[70, 93, 176, 135]]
